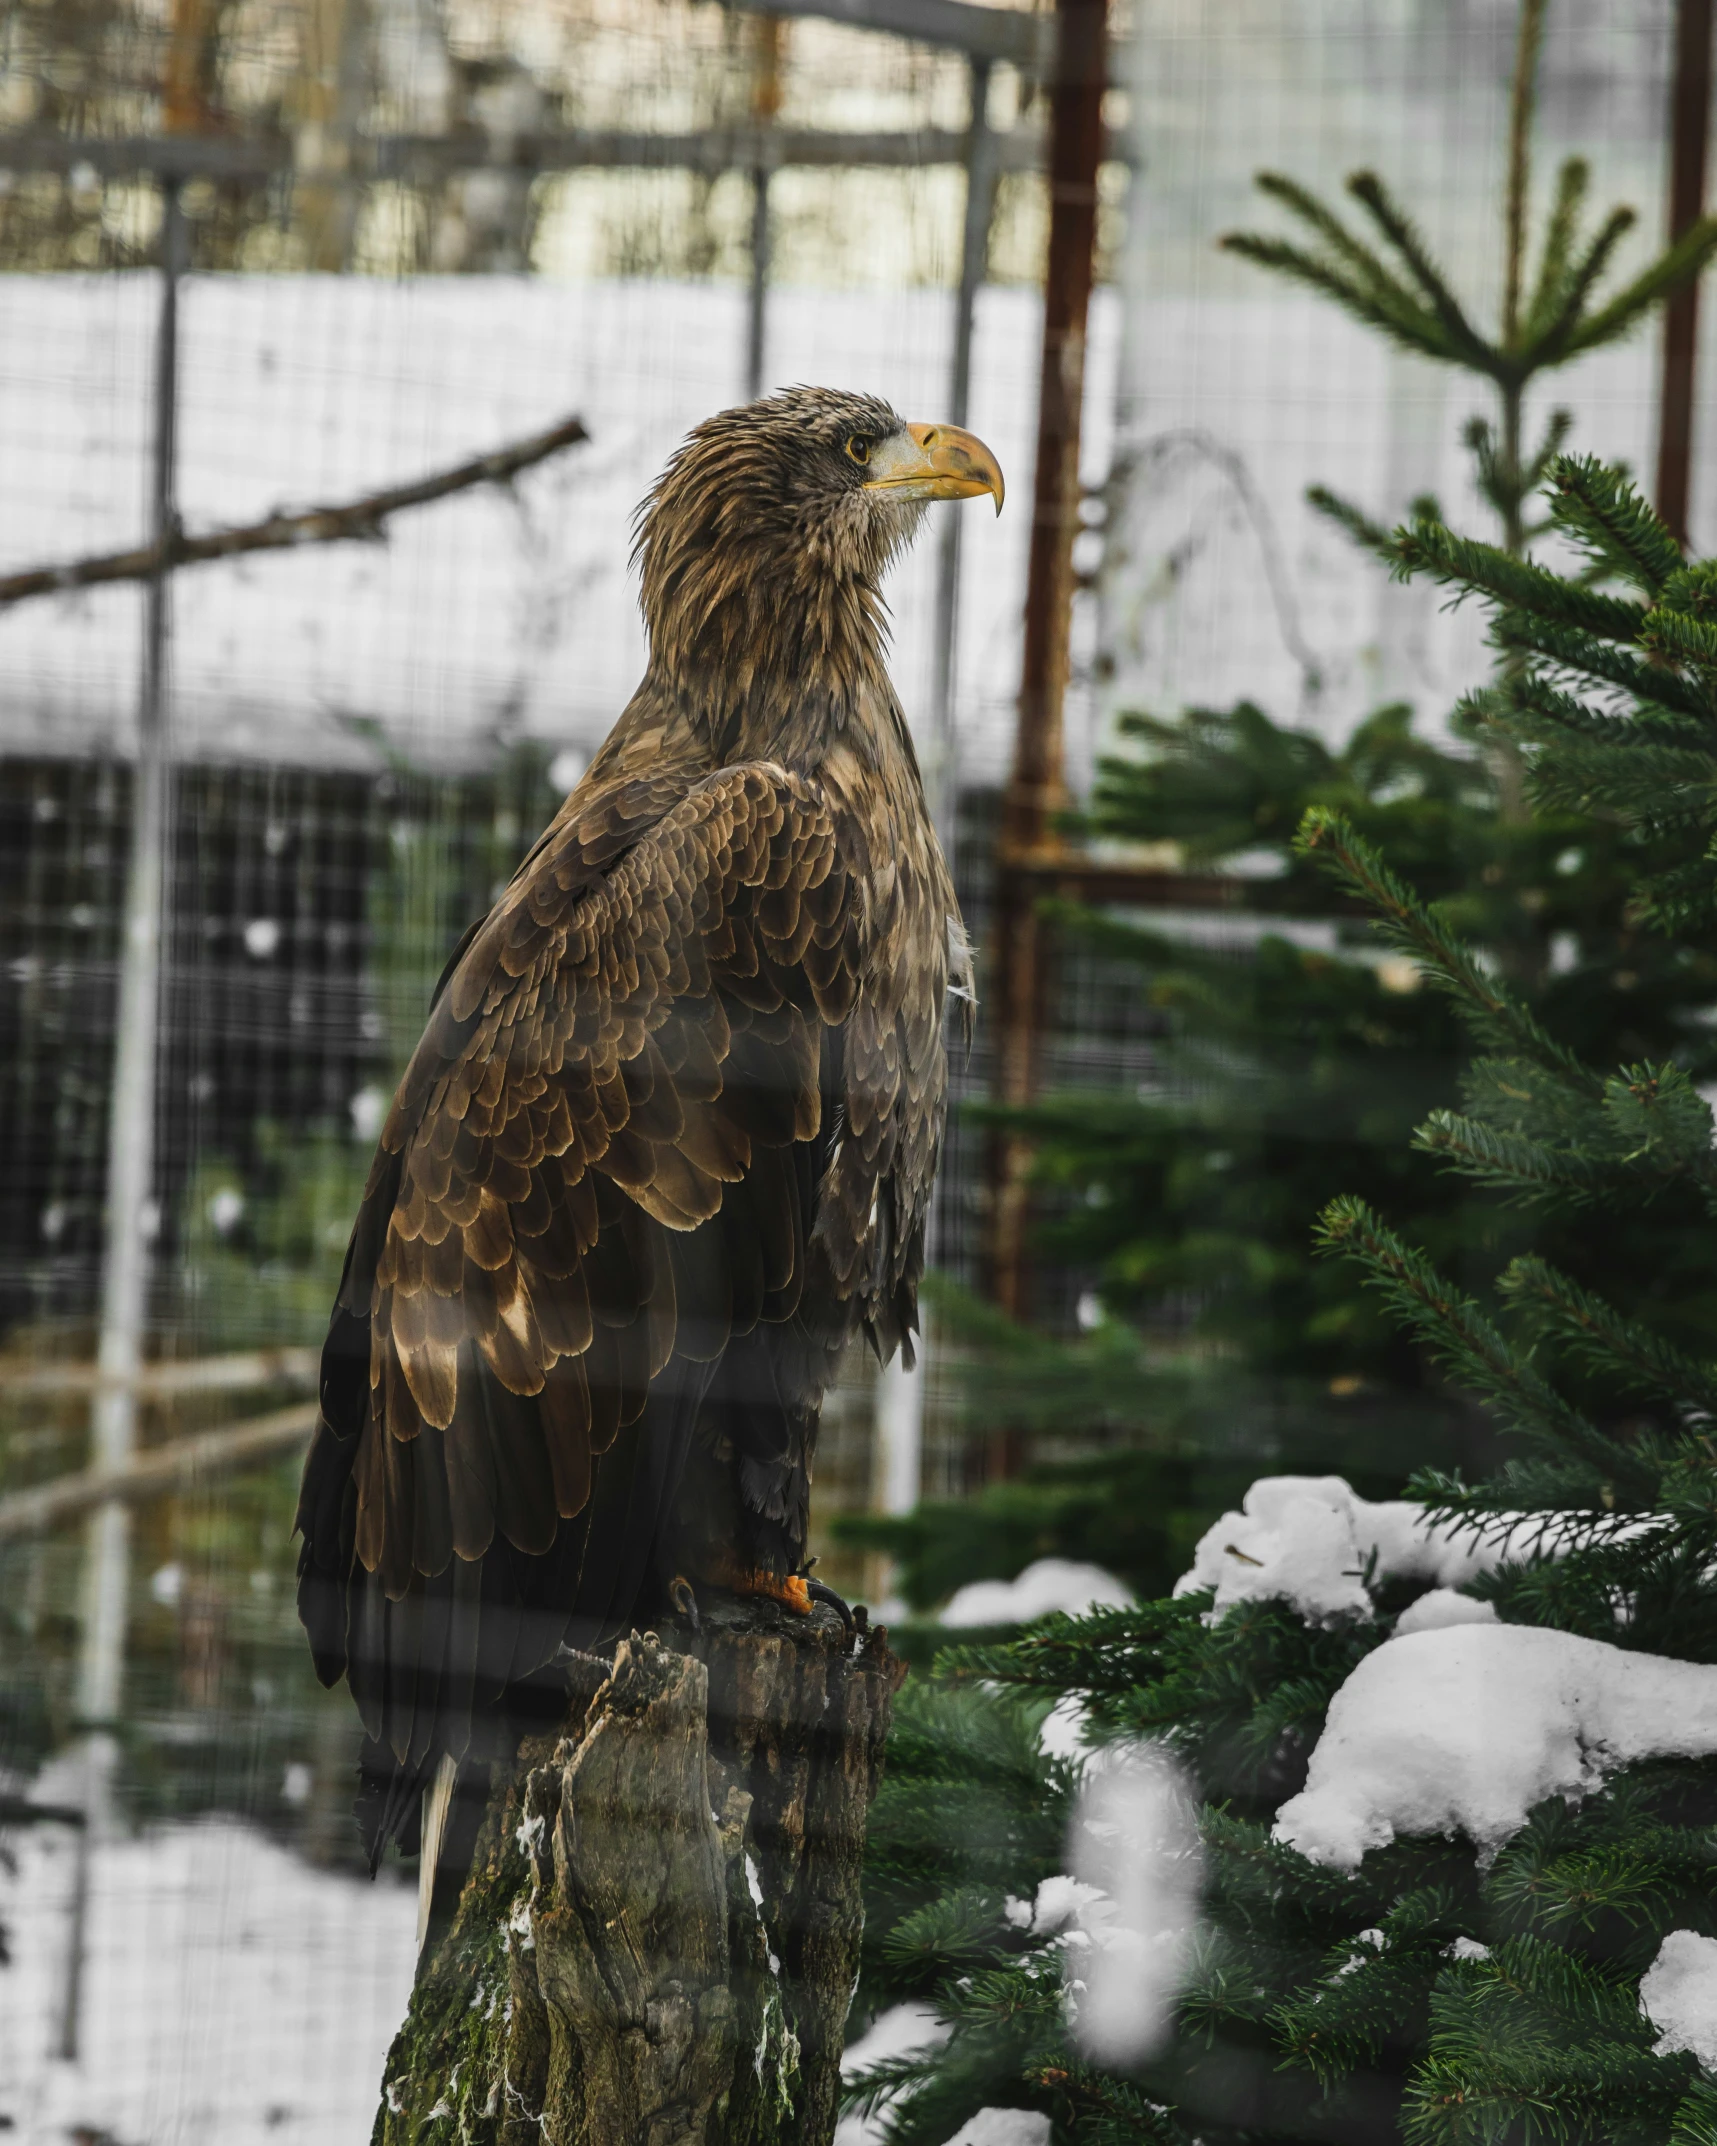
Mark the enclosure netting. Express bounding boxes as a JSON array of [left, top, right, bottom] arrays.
[[0, 0, 1698, 2137]]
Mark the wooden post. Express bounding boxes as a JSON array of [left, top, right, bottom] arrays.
[[1658, 0, 1715, 549], [374, 1600, 903, 2145], [984, 0, 1106, 1357]]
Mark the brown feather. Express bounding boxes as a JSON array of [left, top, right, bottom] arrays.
[[315, 391, 973, 1850], [411, 1421, 454, 1578], [539, 1354, 594, 1517], [445, 1347, 497, 1561]]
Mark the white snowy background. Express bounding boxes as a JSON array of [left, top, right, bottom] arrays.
[[0, 276, 1107, 788], [1, 1816, 417, 2146], [0, 9, 1704, 2131]]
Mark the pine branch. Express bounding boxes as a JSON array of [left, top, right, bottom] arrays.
[[1642, 602, 1717, 673], [1601, 1062, 1717, 1192], [1465, 416, 1516, 532], [1491, 610, 1717, 725], [1250, 170, 1413, 276], [1273, 1888, 1466, 2084], [1294, 809, 1592, 1083], [1411, 1110, 1602, 1201], [1495, 669, 1705, 747], [1408, 1462, 1625, 1529], [1659, 560, 1717, 621], [1565, 211, 1717, 357], [1497, 1256, 1717, 1414], [1624, 851, 1717, 933], [1670, 2075, 1717, 2144], [1521, 408, 1576, 496], [1218, 234, 1454, 361], [1544, 455, 1684, 595], [1386, 518, 1648, 640], [1307, 483, 1392, 558], [1521, 748, 1715, 827], [1314, 1196, 1644, 1481], [1520, 157, 1590, 344], [1523, 204, 1638, 359], [1346, 171, 1494, 371]]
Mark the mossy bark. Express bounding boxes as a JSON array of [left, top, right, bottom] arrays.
[[372, 1597, 903, 2145]]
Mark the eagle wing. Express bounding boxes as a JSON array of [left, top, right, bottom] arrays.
[[296, 759, 940, 1823]]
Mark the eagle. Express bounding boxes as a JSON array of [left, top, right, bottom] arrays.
[[294, 386, 1003, 1912]]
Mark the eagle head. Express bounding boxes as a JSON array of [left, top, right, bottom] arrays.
[[635, 386, 1003, 743]]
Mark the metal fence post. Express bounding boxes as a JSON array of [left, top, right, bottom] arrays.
[[924, 52, 995, 851], [874, 55, 1001, 1541], [76, 175, 183, 1732]]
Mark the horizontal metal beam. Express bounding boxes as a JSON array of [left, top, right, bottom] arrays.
[[0, 122, 1072, 182], [369, 123, 1057, 179], [731, 0, 1052, 69], [0, 1345, 317, 1399], [0, 1402, 316, 1543], [1003, 846, 1370, 916]]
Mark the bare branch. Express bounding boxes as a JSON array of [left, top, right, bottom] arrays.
[[0, 412, 589, 611]]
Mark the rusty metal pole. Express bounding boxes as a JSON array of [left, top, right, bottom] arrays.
[[984, 0, 1106, 1359], [746, 16, 785, 401], [1657, 0, 1714, 549]]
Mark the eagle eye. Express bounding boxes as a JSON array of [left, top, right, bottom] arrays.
[[844, 436, 871, 467]]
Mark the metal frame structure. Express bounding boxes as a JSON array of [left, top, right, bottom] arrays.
[[1657, 0, 1715, 549], [0, 0, 1085, 1728]]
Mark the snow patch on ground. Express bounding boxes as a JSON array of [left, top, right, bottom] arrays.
[[939, 1559, 1134, 1628], [0, 1814, 418, 2145], [1641, 1930, 1717, 2069], [1176, 1475, 1561, 1625], [1274, 1625, 1717, 1869]]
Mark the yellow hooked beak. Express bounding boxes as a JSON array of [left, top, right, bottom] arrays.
[[862, 421, 1005, 515]]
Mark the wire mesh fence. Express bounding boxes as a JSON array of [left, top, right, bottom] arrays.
[[0, 0, 1703, 2136]]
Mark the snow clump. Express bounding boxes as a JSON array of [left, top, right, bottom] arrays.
[[939, 1558, 1134, 1628], [1393, 1588, 1499, 1636], [942, 2114, 1053, 2146], [1176, 1475, 1568, 1625], [1640, 1931, 1717, 2069], [1275, 1624, 1717, 1869]]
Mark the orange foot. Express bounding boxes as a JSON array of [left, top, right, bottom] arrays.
[[697, 1552, 812, 1615]]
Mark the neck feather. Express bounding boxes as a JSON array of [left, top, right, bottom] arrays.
[[644, 544, 896, 764]]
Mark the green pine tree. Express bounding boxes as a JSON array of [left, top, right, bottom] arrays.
[[842, 0, 1717, 1617], [847, 696, 1717, 1613], [852, 463, 1717, 2146]]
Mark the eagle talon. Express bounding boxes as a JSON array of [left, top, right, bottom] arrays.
[[668, 1575, 702, 1633], [806, 1578, 857, 1639]]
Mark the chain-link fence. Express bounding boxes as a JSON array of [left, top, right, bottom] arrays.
[[0, 0, 1701, 2136]]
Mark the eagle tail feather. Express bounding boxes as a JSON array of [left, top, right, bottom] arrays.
[[417, 1750, 460, 1954]]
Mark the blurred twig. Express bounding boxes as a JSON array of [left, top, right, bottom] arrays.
[[0, 411, 589, 610]]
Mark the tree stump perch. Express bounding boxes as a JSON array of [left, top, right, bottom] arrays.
[[372, 1597, 903, 2145]]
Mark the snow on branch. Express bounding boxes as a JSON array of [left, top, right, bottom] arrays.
[[1175, 1475, 1573, 1626], [1275, 1623, 1717, 1869], [0, 411, 589, 610]]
